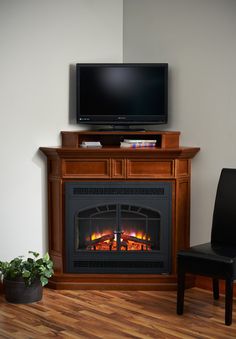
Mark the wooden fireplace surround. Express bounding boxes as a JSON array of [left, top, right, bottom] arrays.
[[40, 130, 199, 290]]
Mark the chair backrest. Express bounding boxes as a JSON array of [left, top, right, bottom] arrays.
[[211, 168, 236, 246]]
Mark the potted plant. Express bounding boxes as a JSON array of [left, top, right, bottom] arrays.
[[0, 251, 54, 303]]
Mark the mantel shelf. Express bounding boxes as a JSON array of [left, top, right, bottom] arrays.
[[40, 146, 200, 159]]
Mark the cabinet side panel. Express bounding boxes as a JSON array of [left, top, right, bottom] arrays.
[[176, 180, 190, 251], [48, 180, 62, 254], [172, 179, 190, 273]]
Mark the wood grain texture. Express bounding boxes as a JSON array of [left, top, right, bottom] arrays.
[[0, 288, 235, 338]]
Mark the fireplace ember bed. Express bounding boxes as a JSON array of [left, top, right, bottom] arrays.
[[40, 130, 199, 290]]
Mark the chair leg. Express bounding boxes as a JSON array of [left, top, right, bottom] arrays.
[[213, 278, 219, 300], [225, 278, 233, 326], [177, 269, 185, 315]]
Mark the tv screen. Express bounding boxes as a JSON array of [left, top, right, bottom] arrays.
[[76, 63, 168, 127]]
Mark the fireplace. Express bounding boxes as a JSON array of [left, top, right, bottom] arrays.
[[65, 182, 172, 274], [40, 130, 199, 289]]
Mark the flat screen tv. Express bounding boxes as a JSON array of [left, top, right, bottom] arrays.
[[76, 63, 168, 128]]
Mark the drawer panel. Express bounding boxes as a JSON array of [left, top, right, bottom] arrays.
[[176, 159, 189, 176], [127, 160, 174, 178], [63, 159, 110, 178], [111, 159, 126, 178]]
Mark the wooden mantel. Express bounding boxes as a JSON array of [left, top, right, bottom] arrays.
[[40, 130, 200, 290]]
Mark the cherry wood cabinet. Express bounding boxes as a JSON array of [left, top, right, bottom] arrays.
[[40, 130, 199, 290]]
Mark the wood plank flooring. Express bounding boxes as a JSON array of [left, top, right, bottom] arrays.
[[0, 288, 235, 338]]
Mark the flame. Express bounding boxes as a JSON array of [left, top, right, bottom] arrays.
[[87, 228, 151, 251], [129, 231, 150, 240], [90, 230, 110, 241]]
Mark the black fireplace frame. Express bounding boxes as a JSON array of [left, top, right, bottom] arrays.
[[65, 182, 172, 274]]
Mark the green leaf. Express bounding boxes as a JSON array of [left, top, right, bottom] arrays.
[[43, 253, 50, 261], [36, 258, 43, 265], [44, 269, 53, 278], [46, 264, 53, 271], [27, 258, 34, 264], [28, 251, 39, 258], [22, 270, 31, 278], [40, 276, 48, 287]]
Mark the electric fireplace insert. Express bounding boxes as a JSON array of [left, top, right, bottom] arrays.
[[65, 182, 172, 274]]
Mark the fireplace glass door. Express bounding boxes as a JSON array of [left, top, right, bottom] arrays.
[[65, 182, 171, 274], [77, 204, 160, 252]]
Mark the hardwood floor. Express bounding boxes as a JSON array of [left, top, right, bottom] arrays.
[[0, 288, 235, 338]]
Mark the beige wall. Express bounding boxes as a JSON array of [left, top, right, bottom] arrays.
[[123, 0, 236, 245], [0, 0, 123, 260]]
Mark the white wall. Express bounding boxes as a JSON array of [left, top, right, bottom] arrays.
[[123, 0, 236, 245], [1, 0, 236, 262], [0, 0, 123, 260]]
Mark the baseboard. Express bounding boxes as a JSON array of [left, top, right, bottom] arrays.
[[195, 275, 236, 297], [47, 273, 196, 290], [2, 275, 233, 294]]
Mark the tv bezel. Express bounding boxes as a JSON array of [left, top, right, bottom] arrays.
[[76, 63, 168, 126]]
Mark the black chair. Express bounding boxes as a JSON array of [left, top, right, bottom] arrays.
[[177, 168, 236, 325]]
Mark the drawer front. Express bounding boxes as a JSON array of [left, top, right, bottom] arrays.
[[176, 159, 189, 176], [62, 159, 110, 178], [127, 159, 174, 178]]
